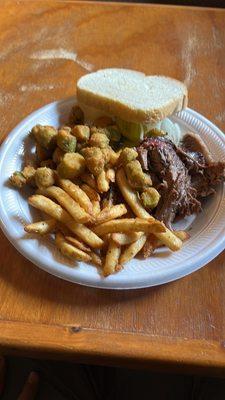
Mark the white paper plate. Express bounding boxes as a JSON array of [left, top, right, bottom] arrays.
[[0, 97, 224, 290]]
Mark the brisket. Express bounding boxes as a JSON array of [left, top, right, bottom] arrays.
[[137, 133, 225, 228]]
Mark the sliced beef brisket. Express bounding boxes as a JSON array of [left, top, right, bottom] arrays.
[[137, 133, 225, 228]]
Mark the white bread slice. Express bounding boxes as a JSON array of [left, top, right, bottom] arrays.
[[77, 68, 188, 124]]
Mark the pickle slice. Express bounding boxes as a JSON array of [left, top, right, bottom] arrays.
[[116, 118, 144, 143]]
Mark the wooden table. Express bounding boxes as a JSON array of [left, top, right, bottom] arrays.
[[0, 0, 225, 376]]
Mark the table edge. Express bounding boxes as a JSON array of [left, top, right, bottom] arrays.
[[0, 320, 225, 375], [63, 1, 225, 12]]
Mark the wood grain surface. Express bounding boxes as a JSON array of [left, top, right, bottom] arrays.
[[0, 0, 225, 374]]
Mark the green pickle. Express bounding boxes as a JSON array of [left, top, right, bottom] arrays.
[[107, 126, 121, 142], [116, 118, 144, 143]]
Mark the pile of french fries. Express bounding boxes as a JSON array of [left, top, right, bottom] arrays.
[[11, 110, 188, 277]]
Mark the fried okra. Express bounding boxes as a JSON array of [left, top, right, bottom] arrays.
[[89, 133, 110, 149], [57, 153, 85, 179], [72, 125, 90, 142], [10, 165, 36, 188], [57, 129, 77, 153], [125, 160, 152, 190], [10, 172, 26, 188], [32, 125, 57, 150], [118, 147, 138, 166], [35, 167, 55, 189], [22, 166, 36, 186], [61, 126, 72, 133], [81, 147, 104, 176]]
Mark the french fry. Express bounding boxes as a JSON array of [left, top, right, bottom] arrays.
[[90, 251, 102, 267], [57, 223, 71, 236], [81, 184, 100, 201], [115, 264, 123, 272], [120, 235, 147, 264], [24, 219, 57, 235], [93, 218, 165, 236], [116, 168, 150, 218], [65, 234, 102, 267], [65, 236, 92, 253], [64, 222, 103, 250], [97, 170, 109, 192], [28, 195, 103, 248], [116, 168, 182, 251], [112, 232, 144, 246], [93, 201, 101, 217], [55, 232, 91, 262], [58, 178, 93, 214], [95, 204, 127, 225], [24, 218, 56, 235], [80, 172, 97, 190], [101, 234, 111, 254], [142, 233, 163, 258], [156, 230, 182, 251], [106, 168, 115, 183], [103, 239, 121, 276], [38, 186, 92, 224], [174, 230, 190, 241]]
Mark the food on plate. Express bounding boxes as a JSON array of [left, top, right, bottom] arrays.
[[125, 159, 152, 190], [120, 234, 147, 265], [58, 178, 93, 214], [93, 218, 165, 236], [35, 167, 55, 189], [94, 204, 127, 225], [57, 152, 85, 179], [77, 68, 187, 130], [81, 147, 105, 176], [10, 165, 36, 188], [32, 125, 57, 149], [118, 147, 138, 166], [28, 195, 103, 248], [10, 171, 27, 188], [72, 125, 90, 142], [57, 128, 77, 153], [112, 232, 144, 246], [55, 232, 92, 262], [140, 187, 161, 210], [65, 236, 92, 253], [104, 240, 121, 276], [142, 234, 163, 258], [9, 68, 225, 277], [24, 219, 57, 235], [37, 186, 92, 224], [137, 134, 225, 228], [53, 147, 64, 164]]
